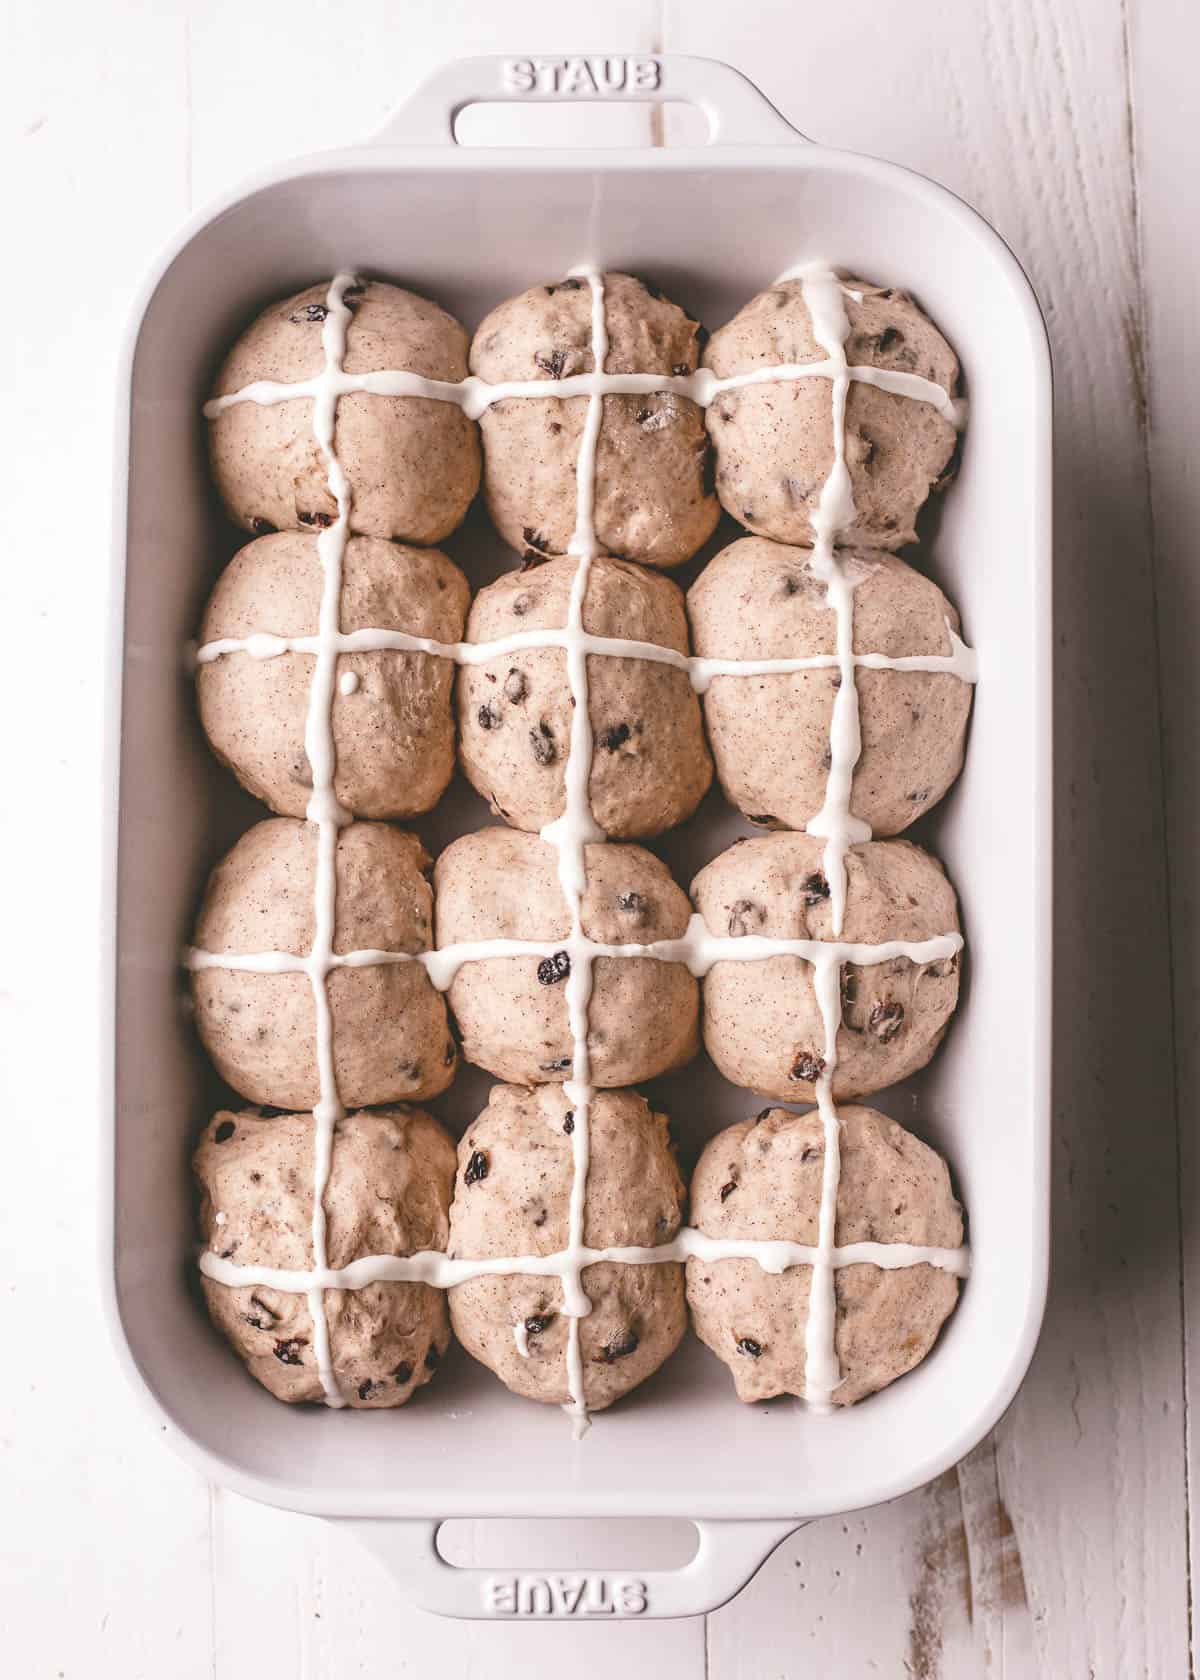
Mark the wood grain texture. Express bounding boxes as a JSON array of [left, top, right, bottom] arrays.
[[3, 0, 1195, 1674], [4, 3, 215, 1677], [663, 0, 1191, 1670], [1128, 0, 1200, 1636]]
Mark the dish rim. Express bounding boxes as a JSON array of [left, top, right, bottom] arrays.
[[102, 124, 1053, 1523]]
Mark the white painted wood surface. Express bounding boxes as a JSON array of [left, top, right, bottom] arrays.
[[2, 0, 1193, 1673]]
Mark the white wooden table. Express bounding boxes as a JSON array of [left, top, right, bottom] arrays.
[[4, 1, 1196, 1673]]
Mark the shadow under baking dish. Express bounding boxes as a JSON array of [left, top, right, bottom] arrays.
[[110, 145, 1050, 1522]]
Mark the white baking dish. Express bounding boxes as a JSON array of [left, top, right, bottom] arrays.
[[104, 54, 1052, 1619]]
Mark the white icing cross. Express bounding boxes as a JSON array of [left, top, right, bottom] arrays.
[[194, 267, 972, 1420]]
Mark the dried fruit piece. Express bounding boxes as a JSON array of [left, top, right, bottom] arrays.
[[869, 1001, 905, 1043], [600, 722, 631, 752], [727, 899, 763, 938], [535, 348, 569, 378], [601, 1328, 640, 1362], [530, 723, 557, 765], [242, 1294, 278, 1331], [790, 1052, 826, 1084], [537, 951, 571, 986], [464, 1150, 489, 1186]]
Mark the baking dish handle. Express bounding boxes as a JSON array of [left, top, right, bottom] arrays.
[[340, 1516, 799, 1619], [369, 54, 807, 148]]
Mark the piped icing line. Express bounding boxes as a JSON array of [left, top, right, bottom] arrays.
[[799, 264, 871, 939], [687, 623, 978, 692], [627, 924, 962, 981], [538, 266, 610, 1439], [185, 924, 963, 990], [804, 954, 848, 1410], [791, 263, 868, 1409], [196, 264, 973, 1423], [193, 618, 978, 695], [199, 1231, 969, 1295], [289, 273, 363, 1409], [204, 355, 965, 430]]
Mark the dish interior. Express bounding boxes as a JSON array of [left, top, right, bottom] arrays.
[[115, 150, 1048, 1519]]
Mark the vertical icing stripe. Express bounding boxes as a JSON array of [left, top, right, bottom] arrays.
[[299, 273, 358, 1408], [542, 267, 610, 1438], [793, 264, 871, 1409]]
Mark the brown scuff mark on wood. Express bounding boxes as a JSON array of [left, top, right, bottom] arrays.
[[959, 1434, 1033, 1649], [991, 1491, 1030, 1612], [969, 1440, 1029, 1616], [1122, 306, 1150, 439], [905, 1468, 972, 1678], [907, 1576, 943, 1680]]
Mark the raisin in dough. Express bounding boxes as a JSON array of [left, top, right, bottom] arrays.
[[688, 538, 972, 834], [470, 272, 718, 569], [704, 277, 960, 549], [197, 532, 468, 820], [448, 1083, 686, 1409], [208, 279, 480, 545], [687, 1105, 963, 1404], [434, 827, 698, 1086], [195, 1105, 456, 1406], [458, 554, 712, 837], [190, 819, 457, 1109], [693, 834, 960, 1101]]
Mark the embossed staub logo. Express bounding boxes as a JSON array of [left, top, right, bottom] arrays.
[[485, 1574, 650, 1616], [501, 57, 662, 95]]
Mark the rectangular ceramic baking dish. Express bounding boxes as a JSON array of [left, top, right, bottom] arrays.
[[104, 54, 1052, 1619]]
